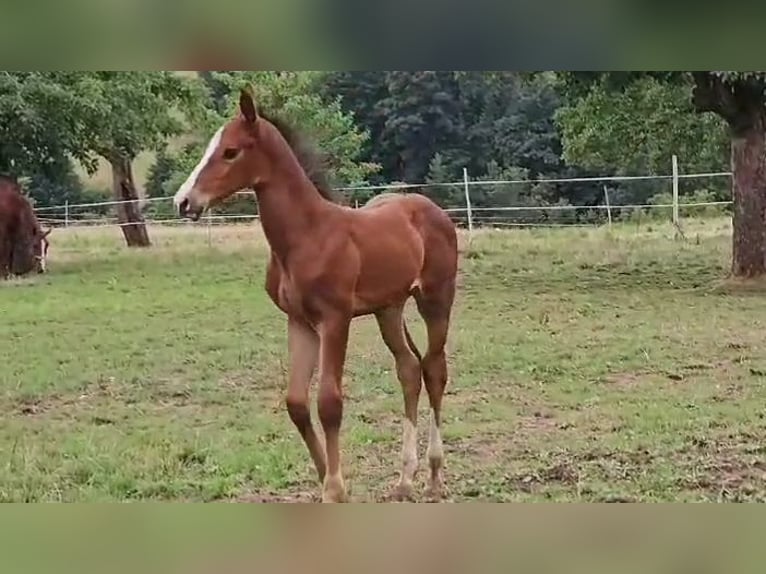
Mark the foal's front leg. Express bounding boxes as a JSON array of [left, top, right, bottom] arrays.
[[317, 315, 351, 503], [286, 318, 326, 485]]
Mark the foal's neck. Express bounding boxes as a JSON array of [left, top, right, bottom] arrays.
[[252, 126, 332, 260]]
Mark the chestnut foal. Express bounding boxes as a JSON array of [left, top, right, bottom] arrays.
[[174, 87, 458, 503]]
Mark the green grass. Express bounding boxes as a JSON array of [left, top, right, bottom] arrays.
[[3, 217, 766, 502]]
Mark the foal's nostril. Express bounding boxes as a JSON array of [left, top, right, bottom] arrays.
[[178, 198, 189, 215]]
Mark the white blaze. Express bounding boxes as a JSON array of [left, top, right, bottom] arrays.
[[173, 126, 224, 208]]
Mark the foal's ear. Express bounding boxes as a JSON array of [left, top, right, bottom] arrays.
[[239, 85, 259, 124]]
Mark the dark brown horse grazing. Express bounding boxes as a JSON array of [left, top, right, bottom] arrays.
[[0, 176, 51, 278], [174, 87, 458, 503]]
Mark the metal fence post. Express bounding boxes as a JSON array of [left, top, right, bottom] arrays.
[[463, 167, 474, 240]]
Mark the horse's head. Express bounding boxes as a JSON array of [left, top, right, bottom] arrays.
[[34, 227, 51, 273], [174, 85, 269, 221], [11, 226, 51, 275]]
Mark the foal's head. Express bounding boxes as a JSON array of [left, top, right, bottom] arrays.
[[174, 86, 271, 221]]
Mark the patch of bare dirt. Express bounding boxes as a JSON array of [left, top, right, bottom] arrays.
[[234, 491, 319, 503], [507, 461, 581, 493], [504, 447, 657, 496], [678, 461, 766, 502], [601, 372, 647, 389], [603, 369, 692, 387], [448, 434, 505, 468], [11, 387, 110, 417], [674, 429, 766, 501], [592, 495, 640, 502], [14, 395, 47, 416], [515, 410, 569, 436], [9, 376, 153, 417], [601, 358, 749, 391]]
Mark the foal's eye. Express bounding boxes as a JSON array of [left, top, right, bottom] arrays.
[[222, 148, 239, 161]]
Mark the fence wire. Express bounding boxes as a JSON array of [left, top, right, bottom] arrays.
[[33, 169, 734, 232]]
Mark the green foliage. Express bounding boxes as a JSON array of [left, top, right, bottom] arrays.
[[69, 71, 209, 164], [23, 158, 86, 208], [147, 72, 378, 210], [711, 71, 766, 85], [481, 73, 565, 178], [471, 161, 530, 208], [556, 76, 728, 176], [425, 153, 459, 206], [326, 71, 597, 212], [557, 72, 734, 212], [647, 189, 727, 220], [558, 72, 684, 101], [470, 161, 577, 226], [319, 72, 391, 184], [0, 72, 95, 177], [212, 71, 379, 186], [378, 71, 467, 182], [0, 70, 209, 222], [144, 149, 177, 199], [0, 70, 743, 229]]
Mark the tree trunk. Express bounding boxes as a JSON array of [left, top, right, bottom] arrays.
[[730, 113, 766, 277], [109, 155, 151, 248]]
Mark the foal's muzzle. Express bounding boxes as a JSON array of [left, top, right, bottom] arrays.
[[177, 198, 203, 222]]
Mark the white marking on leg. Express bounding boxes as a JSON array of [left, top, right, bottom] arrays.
[[426, 410, 443, 467], [425, 409, 444, 497], [400, 419, 419, 482], [173, 126, 224, 208], [38, 240, 47, 272]]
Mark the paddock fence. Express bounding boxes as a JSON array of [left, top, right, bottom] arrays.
[[32, 155, 734, 240]]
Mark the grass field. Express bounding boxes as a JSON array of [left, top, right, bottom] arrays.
[[3, 218, 766, 502]]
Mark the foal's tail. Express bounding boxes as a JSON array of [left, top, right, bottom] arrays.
[[403, 320, 423, 362]]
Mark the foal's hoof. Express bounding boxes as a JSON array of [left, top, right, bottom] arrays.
[[321, 488, 348, 503], [321, 492, 348, 503], [391, 481, 416, 502], [424, 478, 446, 502], [321, 475, 348, 503]]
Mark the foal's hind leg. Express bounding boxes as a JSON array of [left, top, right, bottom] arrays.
[[415, 285, 455, 500], [375, 305, 422, 501]]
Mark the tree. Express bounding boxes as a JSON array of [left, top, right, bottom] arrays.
[[325, 71, 597, 209], [71, 72, 207, 247], [328, 71, 469, 183], [320, 72, 391, 185], [379, 72, 468, 183], [561, 72, 766, 278], [556, 75, 729, 205], [24, 158, 86, 208], [468, 72, 564, 178], [425, 152, 459, 207], [0, 72, 95, 183]]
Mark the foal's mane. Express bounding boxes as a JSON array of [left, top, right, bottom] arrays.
[[259, 110, 343, 205]]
